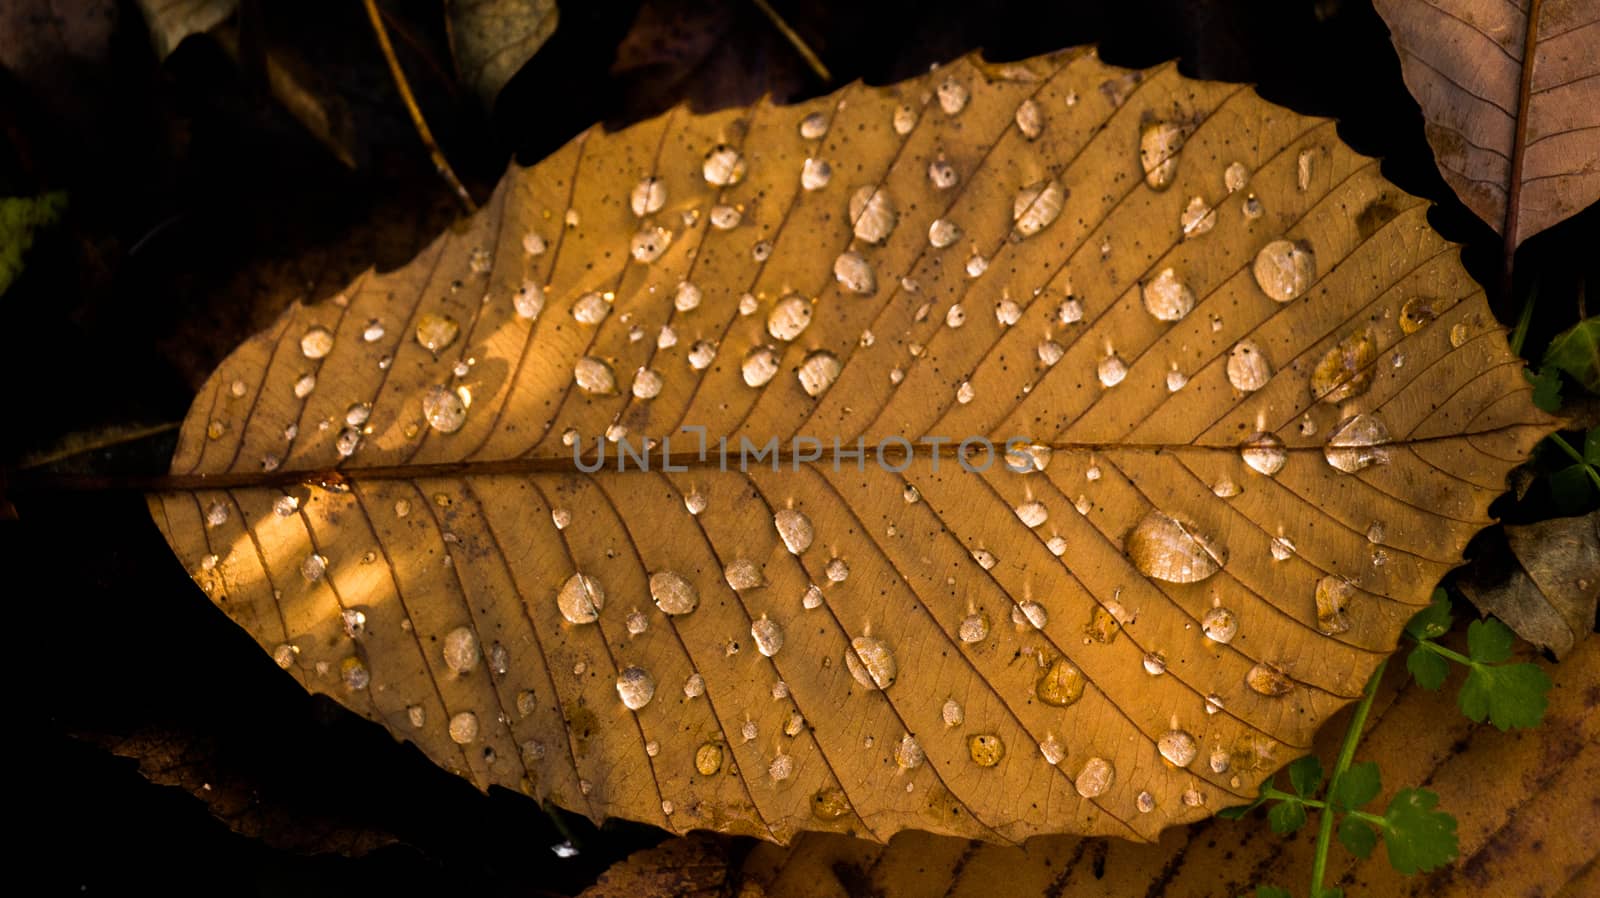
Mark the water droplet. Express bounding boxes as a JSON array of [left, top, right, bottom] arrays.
[[557, 572, 605, 624], [415, 313, 460, 353], [649, 571, 699, 615], [1240, 432, 1288, 476], [1315, 576, 1355, 635], [625, 611, 648, 636], [702, 145, 746, 186], [774, 508, 814, 555], [937, 77, 969, 114], [617, 666, 656, 710], [1212, 478, 1241, 498], [671, 281, 703, 313], [967, 733, 1005, 768], [811, 786, 850, 820], [995, 297, 1022, 326], [683, 489, 707, 515], [801, 157, 832, 190], [1013, 179, 1066, 237], [1204, 693, 1225, 715], [965, 253, 989, 278], [301, 553, 327, 582], [1015, 98, 1043, 139], [799, 111, 829, 139], [1126, 510, 1228, 583], [1270, 535, 1296, 561], [1297, 149, 1316, 191], [631, 367, 664, 400], [768, 295, 813, 341], [834, 252, 876, 294], [725, 559, 765, 591], [1246, 662, 1294, 696], [1086, 607, 1121, 643], [741, 720, 758, 741], [1311, 327, 1378, 403], [1182, 788, 1206, 808], [1047, 536, 1068, 556], [688, 340, 719, 371], [750, 616, 785, 657], [1227, 340, 1273, 392], [1159, 729, 1197, 766], [942, 698, 965, 726], [894, 733, 924, 769], [1399, 296, 1445, 334], [695, 741, 724, 775], [1037, 658, 1086, 706], [821, 558, 848, 584], [1075, 757, 1114, 797], [1140, 119, 1187, 189], [448, 711, 479, 744], [1098, 352, 1128, 388], [845, 636, 896, 690], [300, 326, 334, 359], [1015, 501, 1048, 528], [1224, 161, 1250, 193], [1181, 196, 1217, 238], [1201, 606, 1238, 643], [849, 186, 897, 244], [1014, 601, 1049, 630], [892, 103, 917, 135], [1324, 414, 1391, 473], [955, 380, 975, 404], [293, 373, 317, 398], [684, 672, 706, 698], [971, 548, 998, 569], [1058, 296, 1084, 324], [1252, 240, 1316, 302], [798, 350, 842, 397], [443, 626, 480, 673], [739, 346, 778, 388], [769, 751, 795, 782], [954, 611, 991, 644], [1035, 340, 1065, 368], [630, 226, 672, 263], [928, 158, 959, 189], [710, 204, 741, 230], [1142, 268, 1195, 322], [573, 356, 616, 395], [1136, 791, 1157, 813], [1242, 194, 1264, 220], [631, 176, 667, 217], [1143, 651, 1167, 676], [801, 584, 824, 609], [421, 385, 467, 433]]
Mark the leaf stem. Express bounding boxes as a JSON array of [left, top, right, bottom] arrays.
[[1547, 433, 1600, 489], [1311, 658, 1387, 897], [751, 0, 833, 83], [1414, 639, 1472, 666], [1508, 277, 1538, 356]]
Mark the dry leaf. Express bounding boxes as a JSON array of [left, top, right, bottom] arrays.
[[1371, 0, 1600, 250], [1458, 511, 1599, 658], [135, 0, 237, 59], [740, 634, 1600, 897], [579, 833, 731, 898], [149, 48, 1554, 845], [449, 0, 559, 107]]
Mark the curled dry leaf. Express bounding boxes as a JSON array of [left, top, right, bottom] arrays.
[[578, 832, 730, 898], [135, 0, 238, 59], [1458, 511, 1598, 659], [739, 635, 1600, 897], [449, 0, 560, 107], [1371, 0, 1600, 250], [150, 48, 1554, 845]]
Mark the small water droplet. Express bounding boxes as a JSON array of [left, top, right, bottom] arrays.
[[834, 252, 876, 294], [768, 295, 813, 341], [523, 231, 547, 255], [942, 698, 965, 726], [968, 733, 1005, 767], [293, 373, 317, 398], [1246, 662, 1295, 696], [893, 733, 924, 769], [1204, 693, 1225, 715], [301, 553, 327, 582], [1242, 194, 1264, 220], [300, 326, 334, 359], [1227, 340, 1273, 392], [845, 636, 896, 690], [695, 741, 724, 775], [442, 626, 480, 673], [1136, 791, 1157, 813], [557, 572, 605, 624], [1047, 536, 1068, 556], [1212, 478, 1240, 498], [617, 666, 656, 710], [769, 752, 794, 782], [1140, 119, 1187, 189], [1252, 240, 1316, 302], [631, 176, 667, 217], [422, 385, 468, 433], [1015, 98, 1043, 139], [631, 367, 664, 400], [1013, 179, 1066, 237], [799, 111, 829, 139], [702, 145, 746, 186], [1098, 352, 1128, 388], [798, 350, 842, 397], [1181, 196, 1217, 238], [971, 548, 998, 570], [1142, 268, 1195, 322], [1240, 432, 1288, 476], [630, 226, 672, 263], [1143, 651, 1167, 676], [927, 217, 962, 248], [1037, 658, 1085, 706], [725, 559, 765, 591], [1201, 606, 1238, 643], [1015, 501, 1048, 528], [415, 313, 460, 353], [1075, 757, 1114, 797], [1315, 575, 1355, 635], [1400, 296, 1445, 334], [849, 186, 897, 244], [1013, 601, 1048, 630], [688, 340, 719, 371], [649, 571, 699, 615], [774, 508, 814, 555], [683, 489, 707, 515], [1058, 296, 1084, 324], [955, 379, 975, 404], [710, 204, 742, 230], [1296, 149, 1316, 191], [573, 356, 617, 395], [448, 711, 479, 744], [626, 611, 647, 636], [892, 103, 917, 135], [965, 253, 989, 278], [958, 612, 991, 644], [928, 158, 959, 189], [800, 156, 832, 190], [1167, 368, 1189, 392], [1224, 161, 1250, 193], [801, 583, 824, 609]]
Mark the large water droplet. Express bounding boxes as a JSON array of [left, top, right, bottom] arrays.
[[768, 295, 813, 341], [937, 77, 969, 114], [1158, 729, 1197, 767], [774, 508, 814, 555], [415, 313, 460, 353], [968, 734, 1005, 767], [702, 145, 746, 186], [1126, 510, 1228, 583], [617, 666, 656, 710], [423, 385, 468, 433], [958, 612, 990, 643], [1140, 119, 1188, 190], [801, 157, 832, 190], [1037, 657, 1085, 706], [1314, 575, 1355, 635], [443, 626, 480, 673], [1075, 757, 1114, 797], [798, 350, 842, 397], [928, 218, 961, 248], [300, 326, 334, 359], [1324, 414, 1391, 473], [1015, 98, 1043, 139], [1310, 327, 1378, 403], [849, 186, 897, 244], [573, 356, 617, 395], [834, 252, 876, 294], [1142, 268, 1195, 322], [1252, 240, 1316, 302], [448, 711, 479, 744], [845, 636, 896, 690], [724, 559, 765, 591], [1013, 179, 1065, 237], [649, 571, 698, 615], [557, 572, 605, 624], [742, 346, 779, 388], [751, 616, 785, 657], [1227, 340, 1273, 392], [1240, 432, 1288, 476], [1098, 352, 1128, 388]]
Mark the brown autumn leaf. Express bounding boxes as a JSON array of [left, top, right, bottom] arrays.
[[148, 47, 1554, 845], [134, 0, 237, 59], [578, 832, 732, 898], [1370, 0, 1600, 252], [1458, 511, 1598, 659], [449, 0, 560, 107], [739, 632, 1600, 897]]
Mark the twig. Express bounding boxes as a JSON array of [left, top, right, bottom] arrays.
[[18, 422, 181, 471], [750, 0, 832, 84], [361, 0, 476, 213]]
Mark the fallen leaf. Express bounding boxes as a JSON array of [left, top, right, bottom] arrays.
[[1458, 512, 1599, 658], [1541, 316, 1599, 395], [1370, 0, 1600, 250], [134, 0, 238, 59], [449, 0, 559, 107], [738, 634, 1600, 896], [0, 192, 67, 297], [149, 48, 1553, 844], [579, 832, 731, 898]]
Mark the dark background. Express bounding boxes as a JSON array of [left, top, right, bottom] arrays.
[[2, 0, 1594, 895]]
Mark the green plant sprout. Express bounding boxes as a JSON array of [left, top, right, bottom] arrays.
[[1225, 590, 1552, 898]]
